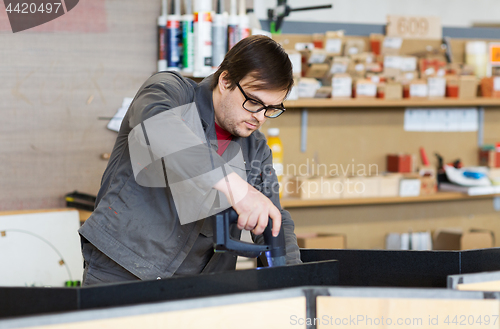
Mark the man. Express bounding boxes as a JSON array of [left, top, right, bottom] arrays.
[[79, 35, 301, 286]]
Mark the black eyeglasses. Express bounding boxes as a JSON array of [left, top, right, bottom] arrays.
[[236, 82, 286, 118]]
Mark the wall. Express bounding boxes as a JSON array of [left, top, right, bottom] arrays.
[[254, 0, 500, 28], [0, 0, 158, 209]]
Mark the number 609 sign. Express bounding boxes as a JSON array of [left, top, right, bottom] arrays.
[[386, 15, 442, 40]]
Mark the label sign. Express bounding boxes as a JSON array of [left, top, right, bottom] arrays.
[[387, 15, 442, 39], [490, 43, 500, 66]]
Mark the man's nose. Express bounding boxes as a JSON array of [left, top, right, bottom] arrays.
[[252, 110, 266, 123]]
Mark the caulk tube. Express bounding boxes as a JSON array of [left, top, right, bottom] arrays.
[[193, 0, 213, 76], [227, 0, 239, 50], [166, 0, 182, 71], [212, 0, 228, 68], [157, 0, 168, 72], [182, 0, 194, 73], [238, 0, 250, 40]]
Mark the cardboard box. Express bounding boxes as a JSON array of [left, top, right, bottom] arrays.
[[304, 63, 330, 79], [427, 77, 446, 98], [287, 50, 302, 78], [329, 56, 350, 75], [343, 176, 380, 198], [296, 232, 346, 249], [399, 177, 421, 197], [420, 175, 437, 195], [332, 74, 352, 98], [433, 228, 494, 250], [297, 78, 321, 98], [324, 31, 344, 56], [379, 173, 402, 197], [314, 86, 332, 98], [344, 39, 365, 56], [283, 176, 343, 200], [355, 79, 377, 98], [409, 79, 428, 98], [459, 76, 478, 99], [382, 83, 403, 100], [386, 15, 442, 39], [479, 149, 500, 168], [480, 77, 500, 98]]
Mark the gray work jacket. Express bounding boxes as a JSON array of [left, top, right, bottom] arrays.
[[79, 72, 301, 280]]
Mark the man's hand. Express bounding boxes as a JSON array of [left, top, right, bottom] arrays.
[[214, 172, 281, 236]]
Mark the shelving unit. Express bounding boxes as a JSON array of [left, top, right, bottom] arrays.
[[284, 98, 500, 109], [282, 192, 500, 208]]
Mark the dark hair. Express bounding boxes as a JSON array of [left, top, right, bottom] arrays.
[[211, 35, 294, 95]]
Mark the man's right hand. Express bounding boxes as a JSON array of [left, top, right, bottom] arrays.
[[214, 172, 282, 237]]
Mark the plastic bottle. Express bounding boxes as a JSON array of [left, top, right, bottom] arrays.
[[466, 41, 488, 78], [267, 128, 284, 197], [193, 0, 213, 76], [182, 0, 194, 73], [166, 0, 182, 71], [238, 0, 250, 40], [227, 0, 239, 50], [157, 0, 168, 72], [212, 0, 228, 68]]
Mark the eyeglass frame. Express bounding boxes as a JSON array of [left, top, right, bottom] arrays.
[[235, 82, 286, 118]]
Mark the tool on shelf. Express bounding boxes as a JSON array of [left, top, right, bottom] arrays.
[[214, 207, 286, 267], [267, 0, 332, 34]]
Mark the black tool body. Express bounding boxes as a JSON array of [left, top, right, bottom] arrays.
[[214, 208, 286, 267]]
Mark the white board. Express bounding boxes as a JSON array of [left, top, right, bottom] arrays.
[[0, 210, 83, 287]]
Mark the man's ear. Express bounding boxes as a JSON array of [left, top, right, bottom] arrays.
[[218, 71, 229, 93]]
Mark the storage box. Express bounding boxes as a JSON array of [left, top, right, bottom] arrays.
[[433, 228, 495, 250], [479, 149, 500, 168], [283, 176, 343, 200], [304, 63, 330, 79], [409, 80, 428, 98], [458, 76, 478, 99], [399, 178, 421, 197], [342, 176, 380, 198], [296, 232, 346, 249], [480, 77, 500, 98], [420, 175, 437, 195], [355, 79, 377, 98], [381, 83, 403, 100], [387, 154, 413, 173], [332, 74, 352, 98], [379, 173, 402, 197]]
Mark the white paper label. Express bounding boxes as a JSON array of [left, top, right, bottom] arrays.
[[332, 77, 352, 97], [384, 56, 402, 69], [348, 47, 359, 55], [356, 83, 377, 96], [370, 76, 381, 84], [424, 67, 435, 76], [295, 42, 315, 51], [325, 38, 342, 54], [405, 72, 416, 80], [399, 179, 421, 197], [437, 68, 446, 77], [355, 63, 365, 72], [427, 77, 446, 97], [288, 53, 302, 76], [383, 37, 403, 49], [410, 84, 428, 97], [330, 63, 348, 74], [308, 53, 326, 64], [401, 57, 417, 72], [494, 77, 500, 91]]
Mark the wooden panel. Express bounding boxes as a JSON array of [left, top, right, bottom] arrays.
[[24, 297, 306, 329], [317, 296, 499, 329], [0, 0, 159, 210], [457, 281, 500, 292]]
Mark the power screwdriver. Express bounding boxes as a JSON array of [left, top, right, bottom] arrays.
[[213, 207, 286, 267]]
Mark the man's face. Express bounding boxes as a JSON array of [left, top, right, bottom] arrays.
[[214, 75, 287, 138]]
